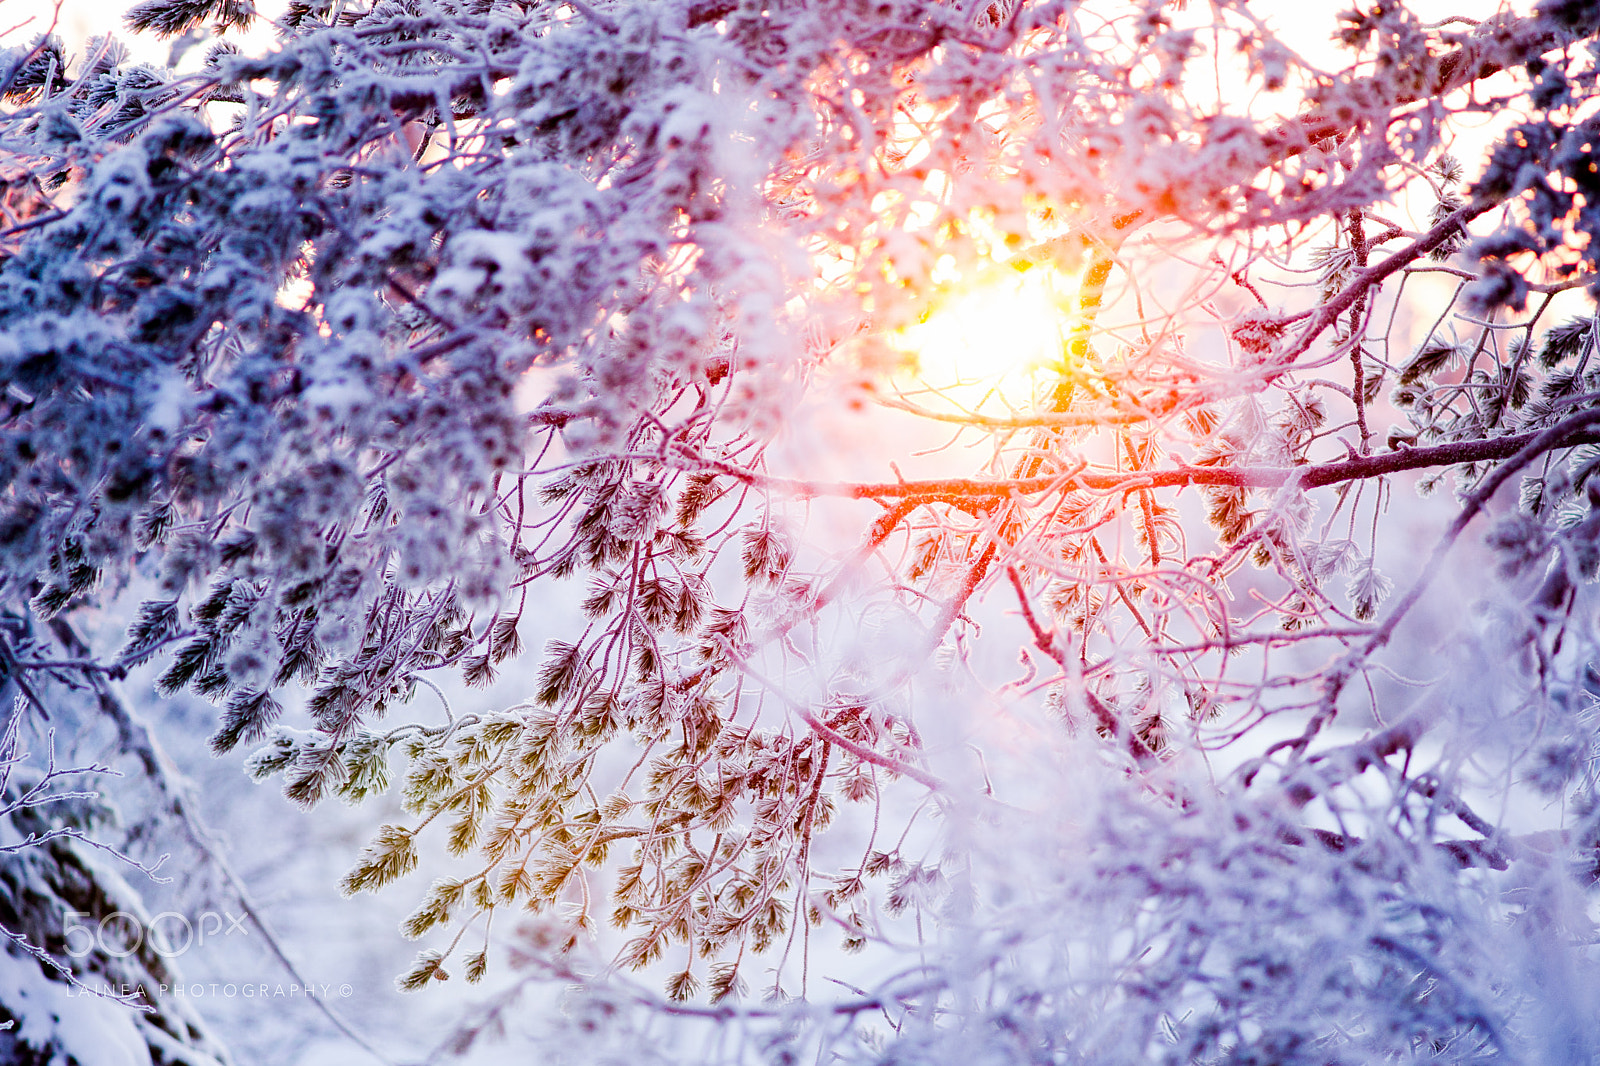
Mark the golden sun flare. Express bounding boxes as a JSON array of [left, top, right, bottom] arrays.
[[892, 265, 1073, 401]]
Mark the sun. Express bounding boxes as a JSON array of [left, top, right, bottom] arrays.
[[891, 262, 1074, 403]]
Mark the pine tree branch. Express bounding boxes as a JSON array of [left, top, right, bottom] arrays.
[[46, 619, 394, 1066], [1263, 405, 1600, 762], [872, 394, 1144, 428], [1258, 7, 1600, 164], [1266, 197, 1499, 373], [718, 642, 945, 791], [676, 411, 1600, 502], [999, 5, 1597, 279]]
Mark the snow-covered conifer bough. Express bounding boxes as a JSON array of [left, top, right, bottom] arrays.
[[2, 0, 1600, 1062]]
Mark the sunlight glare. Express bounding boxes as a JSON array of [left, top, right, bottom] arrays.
[[891, 264, 1071, 403]]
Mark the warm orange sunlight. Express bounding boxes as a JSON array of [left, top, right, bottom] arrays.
[[888, 255, 1080, 408]]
